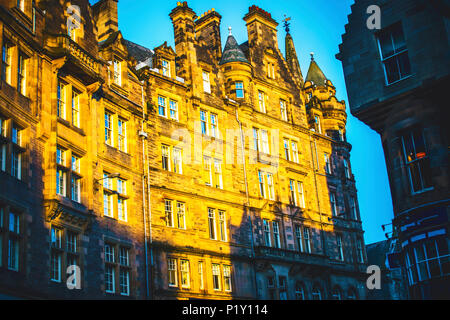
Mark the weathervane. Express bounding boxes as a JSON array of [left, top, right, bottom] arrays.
[[283, 15, 291, 33]]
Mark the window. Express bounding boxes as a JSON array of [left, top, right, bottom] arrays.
[[280, 99, 287, 121], [169, 100, 178, 121], [284, 139, 290, 161], [103, 174, 113, 218], [200, 110, 207, 135], [263, 219, 271, 247], [4, 211, 21, 271], [208, 208, 217, 240], [162, 60, 170, 77], [377, 23, 411, 85], [223, 265, 232, 292], [297, 182, 305, 208], [104, 243, 131, 295], [51, 226, 80, 284], [235, 81, 244, 98], [203, 71, 211, 93], [278, 276, 287, 300], [336, 235, 344, 261], [204, 156, 212, 186], [349, 196, 358, 220], [218, 210, 227, 242], [11, 151, 21, 180], [315, 115, 322, 134], [17, 52, 28, 96], [258, 91, 266, 113], [164, 200, 185, 229], [357, 238, 365, 263], [212, 264, 221, 291], [332, 287, 342, 300], [267, 62, 275, 79], [158, 96, 167, 117], [68, 7, 81, 42], [117, 179, 127, 222], [330, 192, 337, 217], [162, 145, 171, 171], [267, 173, 275, 200], [295, 282, 305, 300], [261, 130, 269, 154], [289, 179, 296, 206], [57, 81, 67, 119], [295, 225, 303, 252], [57, 147, 82, 202], [405, 238, 449, 285], [343, 159, 351, 179], [312, 286, 322, 300], [200, 110, 219, 138], [113, 59, 122, 86], [253, 128, 260, 151], [304, 227, 311, 253], [117, 119, 127, 152], [210, 113, 218, 138], [104, 111, 113, 146], [401, 128, 433, 194], [180, 260, 190, 288], [166, 258, 177, 288], [267, 276, 276, 299], [173, 148, 182, 174], [272, 221, 281, 249], [198, 261, 204, 290], [291, 142, 299, 163], [165, 200, 174, 227], [176, 202, 186, 230], [71, 90, 80, 127], [2, 40, 12, 84], [324, 153, 332, 174], [214, 159, 223, 189], [17, 0, 25, 12]]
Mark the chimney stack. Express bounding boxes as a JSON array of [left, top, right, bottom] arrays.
[[195, 9, 223, 61], [92, 0, 119, 42]]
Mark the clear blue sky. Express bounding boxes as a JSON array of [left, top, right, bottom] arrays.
[[93, 0, 394, 245]]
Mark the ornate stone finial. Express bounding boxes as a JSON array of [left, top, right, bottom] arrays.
[[228, 26, 232, 36], [310, 52, 315, 61]]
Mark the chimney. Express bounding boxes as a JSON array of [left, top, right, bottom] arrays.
[[195, 9, 222, 60], [169, 2, 197, 81], [243, 5, 279, 47], [92, 0, 119, 42]]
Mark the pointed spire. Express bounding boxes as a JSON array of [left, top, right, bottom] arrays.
[[219, 31, 249, 65], [285, 32, 303, 83], [305, 53, 328, 86]]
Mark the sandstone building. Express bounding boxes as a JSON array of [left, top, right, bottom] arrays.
[[338, 0, 449, 299], [0, 0, 367, 299]]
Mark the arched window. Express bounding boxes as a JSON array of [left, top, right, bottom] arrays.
[[347, 287, 358, 300], [311, 284, 322, 300], [295, 282, 306, 300], [332, 286, 342, 300]]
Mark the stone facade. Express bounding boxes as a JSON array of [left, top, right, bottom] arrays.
[[338, 0, 450, 299], [0, 0, 367, 300]]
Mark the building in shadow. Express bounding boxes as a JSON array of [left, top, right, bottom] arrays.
[[337, 0, 449, 299], [0, 0, 368, 299]]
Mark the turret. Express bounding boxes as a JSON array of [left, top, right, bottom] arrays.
[[220, 28, 252, 103], [305, 54, 347, 140]]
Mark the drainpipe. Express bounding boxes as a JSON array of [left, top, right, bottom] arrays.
[[140, 83, 153, 299], [235, 105, 259, 299]]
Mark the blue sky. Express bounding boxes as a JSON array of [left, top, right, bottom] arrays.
[[97, 0, 394, 244]]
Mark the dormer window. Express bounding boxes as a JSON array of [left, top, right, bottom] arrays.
[[113, 59, 122, 86], [235, 81, 244, 99], [67, 6, 81, 42], [162, 60, 170, 77], [267, 62, 275, 79], [203, 71, 211, 93], [314, 115, 322, 134]]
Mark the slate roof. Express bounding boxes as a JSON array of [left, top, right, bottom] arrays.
[[124, 39, 154, 69], [219, 35, 249, 65], [305, 58, 328, 86]]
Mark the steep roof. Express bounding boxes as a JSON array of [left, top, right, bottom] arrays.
[[124, 39, 154, 69], [305, 56, 328, 86], [219, 34, 249, 65]]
